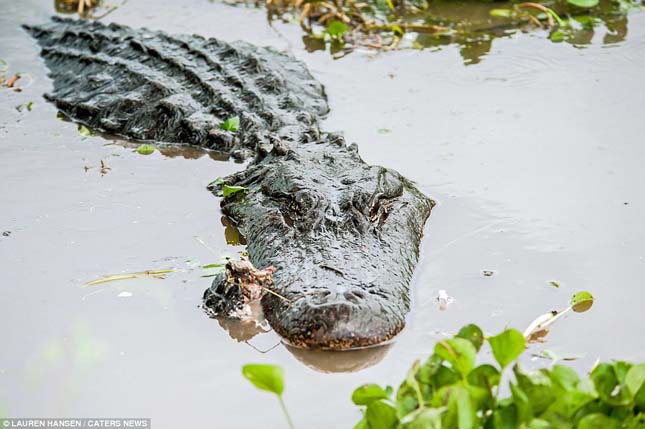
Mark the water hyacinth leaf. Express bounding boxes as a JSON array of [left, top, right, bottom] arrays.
[[352, 384, 390, 405], [327, 20, 348, 38], [354, 417, 369, 429], [513, 366, 556, 414], [467, 364, 501, 390], [567, 0, 600, 8], [456, 324, 484, 351], [492, 400, 518, 429], [220, 116, 240, 132], [242, 364, 284, 395], [434, 338, 477, 378], [590, 363, 625, 404], [625, 364, 645, 399], [418, 354, 442, 384], [510, 382, 533, 424], [526, 419, 552, 429], [137, 144, 155, 155], [624, 414, 645, 429], [403, 360, 424, 405], [490, 8, 513, 18], [399, 407, 443, 429], [541, 389, 595, 421], [570, 291, 594, 312], [223, 184, 248, 197], [489, 329, 525, 369], [577, 413, 621, 429], [548, 364, 580, 391], [365, 399, 398, 429], [550, 30, 565, 43], [78, 124, 92, 136], [443, 385, 476, 429]]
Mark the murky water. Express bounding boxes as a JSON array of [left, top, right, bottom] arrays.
[[1, 0, 644, 427]]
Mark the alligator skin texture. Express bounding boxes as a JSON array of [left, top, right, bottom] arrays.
[[26, 17, 434, 349]]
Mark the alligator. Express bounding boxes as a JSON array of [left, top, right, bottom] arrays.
[[25, 17, 434, 349]]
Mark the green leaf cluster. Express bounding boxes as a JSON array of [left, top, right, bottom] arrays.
[[352, 325, 645, 429], [220, 115, 240, 132], [326, 20, 348, 40], [136, 144, 156, 155]]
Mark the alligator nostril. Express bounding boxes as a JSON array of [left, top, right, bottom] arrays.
[[343, 291, 359, 303], [351, 289, 365, 299]]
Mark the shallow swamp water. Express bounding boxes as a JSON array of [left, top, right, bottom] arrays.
[[1, 0, 644, 427]]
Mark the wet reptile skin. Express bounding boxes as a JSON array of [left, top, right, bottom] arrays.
[[25, 17, 434, 349]]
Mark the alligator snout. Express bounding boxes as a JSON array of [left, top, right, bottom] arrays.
[[262, 274, 408, 349]]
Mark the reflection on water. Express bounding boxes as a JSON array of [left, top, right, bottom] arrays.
[[268, 0, 641, 64], [404, 0, 639, 65], [204, 290, 392, 372], [101, 137, 231, 162], [221, 216, 247, 246], [285, 344, 392, 373], [205, 300, 271, 343], [56, 112, 232, 162]]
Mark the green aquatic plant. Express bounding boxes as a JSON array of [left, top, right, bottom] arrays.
[[136, 144, 156, 155], [242, 325, 645, 428], [222, 184, 248, 197], [352, 324, 645, 429], [220, 115, 240, 132], [242, 364, 295, 429], [225, 0, 642, 62], [77, 124, 92, 136], [326, 20, 349, 41], [242, 292, 644, 428]]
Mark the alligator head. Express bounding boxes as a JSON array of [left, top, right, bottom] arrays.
[[217, 134, 434, 349]]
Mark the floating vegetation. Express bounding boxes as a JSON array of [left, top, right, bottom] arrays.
[[77, 124, 92, 136], [220, 115, 240, 132], [349, 325, 645, 429], [523, 290, 594, 343], [82, 269, 176, 286], [245, 324, 645, 429], [225, 0, 643, 62], [223, 184, 249, 197], [54, 0, 129, 19], [136, 144, 156, 155]]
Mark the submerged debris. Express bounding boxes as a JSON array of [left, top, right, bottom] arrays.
[[436, 289, 454, 311]]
